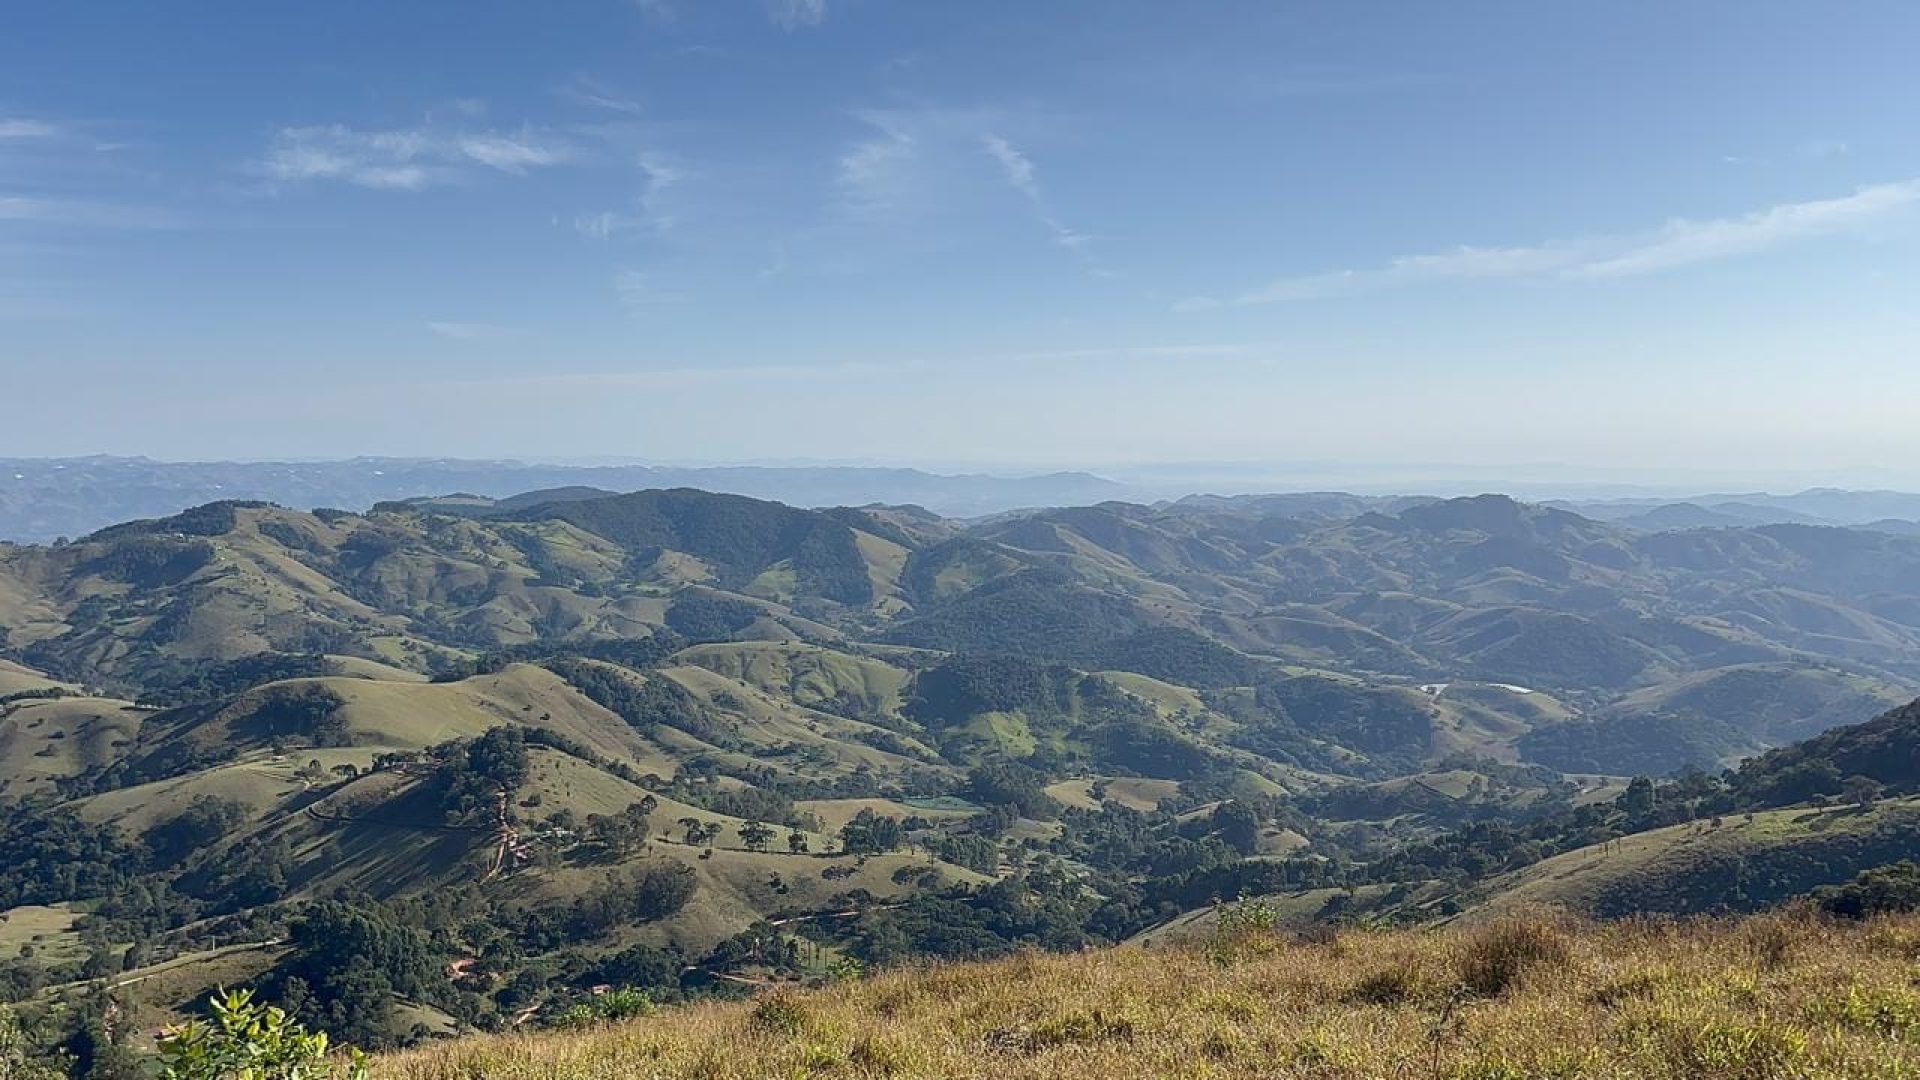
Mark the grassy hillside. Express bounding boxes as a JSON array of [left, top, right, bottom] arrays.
[[1519, 663, 1914, 774], [7, 490, 1918, 772], [0, 693, 146, 798], [1473, 797, 1920, 919], [12, 489, 1920, 1070], [376, 911, 1920, 1079]]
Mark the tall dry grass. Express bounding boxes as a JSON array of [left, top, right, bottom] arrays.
[[376, 909, 1920, 1079]]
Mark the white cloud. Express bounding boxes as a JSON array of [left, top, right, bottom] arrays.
[[458, 133, 565, 172], [1571, 180, 1920, 279], [981, 132, 1099, 261], [998, 343, 1256, 364], [256, 123, 574, 190], [426, 321, 510, 341], [0, 195, 181, 229], [613, 270, 692, 309], [0, 118, 59, 140], [769, 0, 826, 29], [837, 111, 917, 215], [441, 359, 896, 394], [560, 77, 646, 116], [575, 153, 687, 240], [1182, 180, 1920, 308], [833, 112, 1102, 272], [980, 134, 1037, 196], [1796, 139, 1851, 160]]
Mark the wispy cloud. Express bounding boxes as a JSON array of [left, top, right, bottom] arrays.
[[435, 358, 897, 396], [834, 109, 1100, 271], [0, 195, 182, 229], [1571, 181, 1920, 279], [997, 343, 1256, 364], [837, 110, 917, 217], [575, 153, 687, 240], [254, 123, 574, 191], [1796, 139, 1851, 160], [980, 134, 1038, 198], [769, 0, 826, 29], [1180, 180, 1920, 309], [426, 321, 511, 341], [559, 76, 646, 116], [614, 270, 693, 309], [0, 118, 60, 140], [980, 133, 1094, 254]]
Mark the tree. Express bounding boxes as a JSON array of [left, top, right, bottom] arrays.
[[840, 809, 903, 855], [787, 830, 810, 854], [1210, 800, 1262, 856], [0, 1005, 66, 1080], [277, 902, 440, 1049], [1620, 776, 1658, 817], [142, 795, 250, 869], [158, 989, 368, 1080], [738, 821, 776, 852], [1844, 774, 1885, 809], [1815, 861, 1920, 919]]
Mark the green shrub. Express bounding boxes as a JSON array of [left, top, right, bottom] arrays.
[[547, 987, 655, 1030], [158, 988, 368, 1080], [750, 993, 808, 1036], [0, 1006, 66, 1080]]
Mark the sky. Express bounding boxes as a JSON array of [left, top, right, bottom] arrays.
[[4, 1, 1920, 483]]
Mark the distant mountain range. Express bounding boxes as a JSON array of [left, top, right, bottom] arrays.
[[0, 456, 1125, 542], [1547, 489, 1920, 530], [6, 482, 1920, 1051], [7, 486, 1918, 778], [4, 455, 1918, 544]]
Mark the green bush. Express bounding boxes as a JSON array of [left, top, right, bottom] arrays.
[[547, 987, 654, 1030], [158, 988, 367, 1080], [1, 1006, 66, 1080]]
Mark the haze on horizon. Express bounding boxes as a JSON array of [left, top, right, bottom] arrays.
[[5, 2, 1919, 479]]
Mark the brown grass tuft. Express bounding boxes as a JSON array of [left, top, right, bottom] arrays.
[[1455, 911, 1577, 997], [374, 912, 1920, 1079]]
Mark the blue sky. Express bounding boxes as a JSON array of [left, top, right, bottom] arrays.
[[5, 1, 1920, 482]]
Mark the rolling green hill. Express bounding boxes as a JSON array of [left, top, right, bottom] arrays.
[[7, 487, 1920, 1064], [1470, 797, 1920, 919]]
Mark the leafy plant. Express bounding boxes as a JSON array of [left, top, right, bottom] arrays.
[[547, 987, 654, 1030], [157, 989, 368, 1080], [0, 1006, 66, 1080]]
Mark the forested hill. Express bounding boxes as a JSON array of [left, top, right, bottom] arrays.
[[0, 457, 1128, 543], [3, 485, 1919, 1065], [5, 487, 1916, 773]]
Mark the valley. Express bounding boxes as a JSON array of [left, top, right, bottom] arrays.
[[3, 485, 1919, 1067]]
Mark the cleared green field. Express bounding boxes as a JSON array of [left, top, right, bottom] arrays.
[[1472, 796, 1920, 919], [1127, 882, 1439, 946], [673, 640, 912, 718], [794, 796, 977, 832], [0, 904, 82, 965], [74, 748, 378, 834], [0, 695, 146, 797], [1044, 776, 1183, 813]]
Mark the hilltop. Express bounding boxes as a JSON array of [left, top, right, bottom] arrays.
[[5, 488, 1917, 774], [376, 910, 1920, 1079], [4, 485, 1920, 1067], [0, 458, 1126, 543]]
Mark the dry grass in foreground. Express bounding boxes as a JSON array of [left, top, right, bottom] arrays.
[[376, 909, 1920, 1079]]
